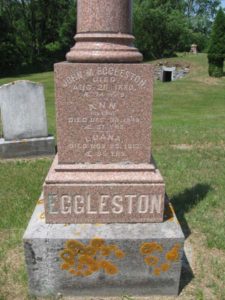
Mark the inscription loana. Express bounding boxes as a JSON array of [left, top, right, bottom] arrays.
[[63, 66, 147, 88], [48, 194, 163, 216]]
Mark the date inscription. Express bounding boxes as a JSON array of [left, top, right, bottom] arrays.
[[56, 64, 152, 163]]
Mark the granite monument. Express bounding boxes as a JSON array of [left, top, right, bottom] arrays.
[[23, 0, 184, 296]]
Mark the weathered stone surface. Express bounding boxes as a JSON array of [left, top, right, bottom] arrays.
[[55, 63, 153, 164], [66, 0, 142, 63], [0, 137, 55, 159], [23, 198, 184, 297], [43, 156, 165, 224], [0, 80, 48, 141]]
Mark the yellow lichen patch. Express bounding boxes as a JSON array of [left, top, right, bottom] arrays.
[[101, 246, 111, 256], [100, 260, 118, 275], [59, 238, 125, 277], [109, 245, 118, 251], [144, 256, 159, 266], [84, 270, 93, 276], [161, 263, 170, 272], [84, 246, 96, 256], [164, 203, 174, 222], [60, 249, 74, 264], [66, 240, 85, 253], [140, 241, 181, 277], [69, 269, 77, 275], [169, 203, 176, 218], [89, 261, 99, 272], [91, 238, 105, 248], [140, 242, 163, 255], [61, 263, 70, 270], [77, 264, 84, 271], [38, 212, 45, 220], [115, 250, 125, 259], [165, 244, 180, 262], [105, 263, 118, 275], [79, 254, 90, 264], [153, 267, 161, 276], [37, 199, 44, 205]]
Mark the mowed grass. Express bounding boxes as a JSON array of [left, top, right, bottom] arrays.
[[0, 54, 225, 299]]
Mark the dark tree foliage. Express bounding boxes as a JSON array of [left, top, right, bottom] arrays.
[[208, 8, 225, 77], [133, 0, 201, 59], [0, 0, 76, 76], [0, 0, 222, 75]]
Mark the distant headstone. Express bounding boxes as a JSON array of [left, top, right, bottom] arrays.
[[0, 80, 55, 158], [190, 44, 198, 54]]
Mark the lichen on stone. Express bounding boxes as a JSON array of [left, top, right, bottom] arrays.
[[59, 238, 125, 277]]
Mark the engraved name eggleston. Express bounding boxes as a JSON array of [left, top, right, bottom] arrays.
[[48, 193, 163, 216], [55, 63, 153, 164]]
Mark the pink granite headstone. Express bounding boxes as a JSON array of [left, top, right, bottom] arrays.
[[43, 0, 165, 223]]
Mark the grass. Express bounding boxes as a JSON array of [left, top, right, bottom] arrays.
[[0, 53, 225, 299]]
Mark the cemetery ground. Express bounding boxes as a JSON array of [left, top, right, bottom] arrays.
[[0, 53, 225, 300]]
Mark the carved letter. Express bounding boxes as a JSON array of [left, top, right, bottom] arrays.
[[86, 194, 97, 214], [138, 195, 149, 214], [99, 195, 110, 214], [74, 195, 84, 214], [125, 195, 136, 214], [61, 195, 72, 215], [149, 195, 162, 214], [112, 195, 123, 214], [48, 194, 59, 215]]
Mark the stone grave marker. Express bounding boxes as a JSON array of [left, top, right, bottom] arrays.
[[0, 80, 55, 158], [23, 0, 184, 297], [190, 44, 198, 54]]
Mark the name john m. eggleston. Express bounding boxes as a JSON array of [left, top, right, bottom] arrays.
[[48, 193, 163, 216]]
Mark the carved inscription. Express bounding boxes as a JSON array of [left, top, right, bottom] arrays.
[[56, 64, 152, 163], [48, 193, 163, 216]]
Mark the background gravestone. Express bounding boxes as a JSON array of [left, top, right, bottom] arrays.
[[0, 80, 55, 158]]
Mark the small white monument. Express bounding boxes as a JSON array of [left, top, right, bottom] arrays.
[[0, 80, 55, 158], [190, 44, 198, 54]]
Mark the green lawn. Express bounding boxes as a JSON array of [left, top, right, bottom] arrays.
[[0, 54, 225, 299]]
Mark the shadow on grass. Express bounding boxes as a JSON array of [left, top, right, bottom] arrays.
[[171, 183, 212, 238], [170, 183, 212, 294]]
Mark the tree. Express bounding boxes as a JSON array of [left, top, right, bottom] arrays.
[[207, 8, 225, 77], [0, 0, 76, 76], [0, 1, 25, 75], [19, 0, 76, 68], [133, 0, 189, 59]]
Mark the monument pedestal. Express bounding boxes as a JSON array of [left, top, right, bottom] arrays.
[[23, 197, 184, 297], [0, 136, 55, 159], [44, 155, 165, 223]]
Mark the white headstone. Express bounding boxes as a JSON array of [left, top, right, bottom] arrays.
[[0, 80, 48, 141]]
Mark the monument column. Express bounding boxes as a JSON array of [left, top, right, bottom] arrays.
[[23, 0, 184, 297], [66, 0, 143, 63]]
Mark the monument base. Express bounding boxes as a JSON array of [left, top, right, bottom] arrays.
[[0, 136, 55, 159], [23, 197, 184, 297], [43, 155, 165, 223]]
